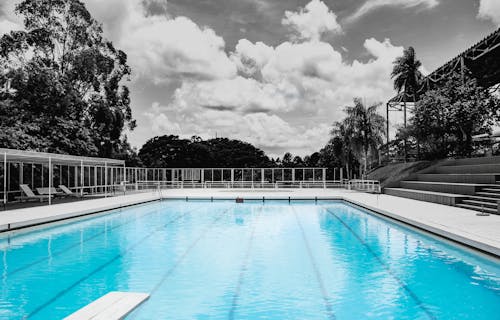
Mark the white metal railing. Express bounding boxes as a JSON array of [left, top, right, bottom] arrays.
[[347, 179, 381, 193], [133, 180, 347, 190]]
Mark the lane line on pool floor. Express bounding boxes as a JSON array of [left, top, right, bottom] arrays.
[[4, 203, 172, 278], [25, 204, 211, 319], [145, 206, 235, 296], [293, 207, 336, 320], [228, 205, 262, 319], [324, 207, 437, 320]]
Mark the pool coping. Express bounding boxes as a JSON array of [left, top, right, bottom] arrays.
[[0, 189, 499, 258]]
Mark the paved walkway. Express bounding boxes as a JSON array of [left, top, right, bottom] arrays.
[[0, 192, 159, 232], [1, 188, 499, 257]]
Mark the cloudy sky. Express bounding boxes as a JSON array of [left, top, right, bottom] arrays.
[[1, 0, 499, 157]]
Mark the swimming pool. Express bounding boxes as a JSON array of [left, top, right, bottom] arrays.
[[0, 200, 499, 319]]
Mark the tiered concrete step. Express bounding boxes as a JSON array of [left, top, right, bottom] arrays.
[[457, 186, 500, 214], [400, 181, 482, 195], [435, 164, 500, 174], [452, 156, 500, 166], [385, 188, 466, 206], [460, 199, 497, 209], [456, 203, 497, 214], [416, 173, 499, 184]]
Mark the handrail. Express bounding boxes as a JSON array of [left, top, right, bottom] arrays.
[[347, 179, 381, 193]]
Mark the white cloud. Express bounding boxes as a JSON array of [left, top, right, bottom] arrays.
[[478, 0, 500, 26], [84, 0, 236, 83], [2, 0, 407, 156], [231, 39, 274, 78], [144, 102, 182, 135], [348, 0, 439, 21], [158, 35, 403, 156], [282, 0, 341, 41]]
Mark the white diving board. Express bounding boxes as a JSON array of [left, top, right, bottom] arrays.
[[63, 292, 150, 320]]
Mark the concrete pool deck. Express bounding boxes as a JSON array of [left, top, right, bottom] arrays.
[[0, 188, 499, 257]]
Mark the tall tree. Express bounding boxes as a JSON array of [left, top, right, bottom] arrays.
[[342, 98, 385, 174], [331, 121, 355, 179], [391, 46, 422, 160], [0, 0, 135, 157], [406, 73, 500, 158]]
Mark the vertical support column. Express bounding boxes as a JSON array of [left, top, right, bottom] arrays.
[[48, 157, 52, 205], [261, 168, 264, 185], [292, 168, 295, 183], [94, 166, 97, 194], [386, 102, 390, 146], [135, 167, 138, 190], [312, 169, 315, 182], [230, 169, 234, 185], [322, 168, 326, 188], [19, 162, 23, 186], [104, 162, 108, 198], [74, 166, 77, 188], [3, 152, 7, 205], [80, 161, 84, 196]]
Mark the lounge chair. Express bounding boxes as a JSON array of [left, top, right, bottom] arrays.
[[37, 187, 65, 198], [59, 185, 85, 197], [16, 184, 52, 202]]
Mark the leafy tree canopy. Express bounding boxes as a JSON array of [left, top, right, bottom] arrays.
[[0, 0, 135, 159], [401, 73, 500, 159], [138, 135, 274, 168]]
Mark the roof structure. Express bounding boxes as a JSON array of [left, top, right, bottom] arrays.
[[0, 148, 125, 166], [389, 27, 500, 104]]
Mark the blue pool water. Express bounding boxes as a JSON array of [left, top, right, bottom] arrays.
[[0, 200, 499, 319]]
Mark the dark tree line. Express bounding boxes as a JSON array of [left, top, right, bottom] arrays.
[[139, 135, 274, 168]]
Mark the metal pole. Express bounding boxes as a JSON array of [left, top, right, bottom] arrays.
[[80, 161, 84, 196], [19, 162, 23, 186], [48, 157, 52, 205], [3, 152, 6, 205], [104, 162, 107, 198], [386, 102, 390, 146]]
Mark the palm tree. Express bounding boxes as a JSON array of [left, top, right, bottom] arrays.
[[345, 98, 386, 174], [391, 47, 423, 160], [331, 120, 354, 179]]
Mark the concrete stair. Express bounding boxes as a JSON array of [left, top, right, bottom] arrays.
[[384, 156, 500, 214], [416, 173, 499, 184]]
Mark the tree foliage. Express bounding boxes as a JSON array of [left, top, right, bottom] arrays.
[[330, 98, 385, 174], [391, 46, 423, 100], [0, 0, 135, 158], [139, 135, 274, 168], [402, 73, 500, 158]]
